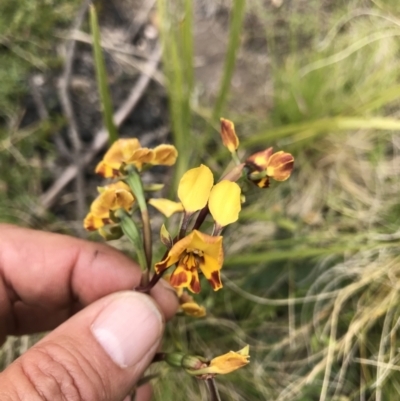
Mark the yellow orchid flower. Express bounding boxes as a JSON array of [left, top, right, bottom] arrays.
[[155, 230, 223, 293], [245, 147, 294, 188], [177, 164, 241, 226], [201, 345, 250, 375], [95, 139, 178, 178], [148, 198, 184, 218], [83, 181, 134, 231], [220, 118, 239, 153]]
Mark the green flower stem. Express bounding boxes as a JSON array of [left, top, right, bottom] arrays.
[[125, 169, 153, 275], [231, 151, 241, 166], [206, 379, 222, 401], [115, 208, 147, 271]]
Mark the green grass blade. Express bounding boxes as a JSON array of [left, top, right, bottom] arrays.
[[157, 0, 193, 189], [182, 0, 194, 94], [89, 4, 118, 145], [210, 0, 246, 126], [243, 117, 400, 146]]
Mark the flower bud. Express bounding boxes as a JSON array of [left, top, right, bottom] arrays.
[[165, 352, 186, 368], [182, 355, 208, 370], [220, 118, 239, 153]]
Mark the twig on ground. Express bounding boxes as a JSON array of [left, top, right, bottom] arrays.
[[39, 45, 162, 212], [57, 0, 92, 222], [29, 76, 71, 160]]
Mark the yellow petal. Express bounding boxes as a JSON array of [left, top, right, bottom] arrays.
[[148, 198, 184, 218], [189, 231, 224, 264], [170, 265, 192, 289], [220, 118, 239, 153], [95, 160, 119, 178], [83, 212, 107, 230], [104, 138, 141, 164], [152, 144, 178, 166], [95, 139, 141, 176], [90, 194, 113, 218], [177, 165, 214, 213], [181, 302, 206, 317], [102, 181, 131, 192], [114, 189, 135, 210], [128, 148, 154, 168], [207, 347, 250, 374], [90, 184, 134, 217], [208, 180, 241, 227], [236, 345, 250, 357], [200, 254, 223, 291]]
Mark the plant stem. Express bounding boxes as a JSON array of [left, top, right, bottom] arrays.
[[125, 170, 153, 272], [192, 205, 209, 231], [178, 212, 192, 240], [206, 379, 222, 401], [152, 353, 166, 363], [135, 270, 164, 293]]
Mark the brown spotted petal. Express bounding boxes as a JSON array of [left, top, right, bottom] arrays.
[[266, 151, 294, 181], [245, 147, 273, 171], [220, 118, 239, 153]]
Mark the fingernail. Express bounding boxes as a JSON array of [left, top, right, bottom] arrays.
[[91, 292, 163, 368]]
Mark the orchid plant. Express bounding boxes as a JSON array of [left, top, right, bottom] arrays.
[[83, 118, 294, 399]]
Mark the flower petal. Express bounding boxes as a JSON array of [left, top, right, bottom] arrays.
[[128, 148, 154, 168], [154, 233, 195, 274], [220, 118, 239, 153], [188, 269, 201, 293], [189, 231, 224, 266], [95, 139, 141, 176], [245, 147, 273, 171], [90, 183, 134, 218], [148, 198, 184, 218], [170, 265, 192, 288], [95, 160, 120, 178], [178, 165, 214, 213], [207, 347, 250, 374], [208, 180, 241, 227], [105, 138, 141, 164], [181, 302, 206, 317], [266, 151, 294, 181], [83, 213, 107, 230], [200, 254, 223, 291], [152, 144, 178, 166]]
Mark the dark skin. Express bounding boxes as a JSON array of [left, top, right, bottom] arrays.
[[0, 224, 178, 401]]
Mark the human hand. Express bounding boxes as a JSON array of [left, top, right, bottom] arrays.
[[0, 224, 178, 401]]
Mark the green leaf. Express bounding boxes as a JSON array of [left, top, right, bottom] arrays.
[[210, 0, 246, 127], [89, 4, 118, 145]]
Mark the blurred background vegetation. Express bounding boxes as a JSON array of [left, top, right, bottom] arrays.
[[2, 0, 400, 400]]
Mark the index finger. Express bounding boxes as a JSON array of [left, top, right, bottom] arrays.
[[0, 224, 178, 341]]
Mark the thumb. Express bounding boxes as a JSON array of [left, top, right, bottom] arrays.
[[0, 292, 164, 401]]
